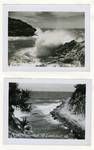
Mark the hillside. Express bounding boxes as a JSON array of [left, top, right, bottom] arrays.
[[8, 17, 36, 36], [50, 84, 86, 139]]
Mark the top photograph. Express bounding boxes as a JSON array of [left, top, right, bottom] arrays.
[[3, 4, 90, 71]]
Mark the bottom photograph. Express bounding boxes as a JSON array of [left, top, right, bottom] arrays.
[[3, 78, 91, 145]]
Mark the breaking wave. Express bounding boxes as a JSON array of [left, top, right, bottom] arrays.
[[9, 28, 84, 66], [33, 28, 78, 57]]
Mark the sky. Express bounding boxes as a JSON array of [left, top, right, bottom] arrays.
[[18, 83, 75, 92], [9, 11, 85, 29]]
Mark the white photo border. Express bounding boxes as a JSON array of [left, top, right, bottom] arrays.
[[3, 4, 90, 72], [3, 78, 91, 145]]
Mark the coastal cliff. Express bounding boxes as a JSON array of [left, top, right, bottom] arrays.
[[8, 17, 36, 36], [50, 84, 86, 139]]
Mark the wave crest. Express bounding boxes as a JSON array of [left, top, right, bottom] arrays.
[[34, 29, 76, 57]]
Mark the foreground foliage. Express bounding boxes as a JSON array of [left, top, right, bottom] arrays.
[[9, 83, 32, 137]]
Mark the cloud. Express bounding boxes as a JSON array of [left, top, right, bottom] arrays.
[[9, 11, 85, 29], [18, 83, 75, 92], [9, 11, 84, 18]]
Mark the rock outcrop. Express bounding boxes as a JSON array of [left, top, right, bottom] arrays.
[[39, 40, 85, 67], [8, 17, 36, 36]]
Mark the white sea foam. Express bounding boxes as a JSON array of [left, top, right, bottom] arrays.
[[14, 107, 30, 121], [35, 102, 61, 124], [33, 29, 76, 57], [9, 28, 84, 66]]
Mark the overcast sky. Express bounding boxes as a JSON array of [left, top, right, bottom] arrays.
[[9, 11, 85, 29], [18, 83, 75, 92]]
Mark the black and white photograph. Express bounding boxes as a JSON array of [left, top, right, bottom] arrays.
[[8, 11, 85, 67], [3, 79, 91, 145], [8, 81, 86, 140], [3, 5, 90, 71]]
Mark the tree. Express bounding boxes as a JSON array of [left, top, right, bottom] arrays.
[[69, 84, 86, 115], [9, 83, 31, 112], [9, 83, 31, 131], [18, 89, 31, 112], [9, 83, 21, 123]]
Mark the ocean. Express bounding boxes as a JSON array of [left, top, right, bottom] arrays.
[[13, 91, 74, 139], [8, 28, 84, 67], [12, 89, 85, 139]]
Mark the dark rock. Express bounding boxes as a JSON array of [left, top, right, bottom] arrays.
[[8, 17, 36, 36], [42, 40, 85, 66], [56, 40, 78, 55], [57, 40, 85, 66]]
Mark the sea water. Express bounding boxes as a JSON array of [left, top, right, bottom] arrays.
[[8, 28, 84, 67]]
